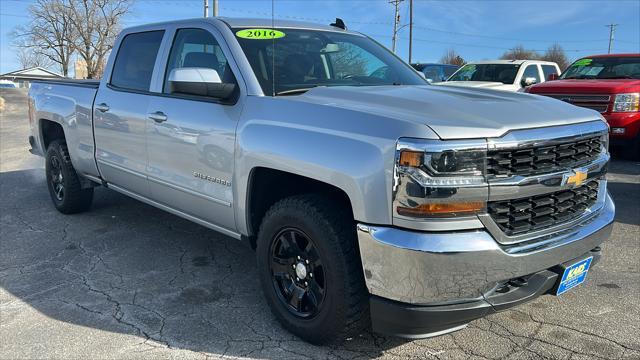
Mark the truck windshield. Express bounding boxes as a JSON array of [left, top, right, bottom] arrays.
[[561, 57, 640, 80], [232, 28, 425, 95], [448, 63, 521, 84]]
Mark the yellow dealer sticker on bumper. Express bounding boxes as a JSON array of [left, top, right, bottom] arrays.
[[236, 29, 285, 40]]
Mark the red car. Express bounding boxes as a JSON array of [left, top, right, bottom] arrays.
[[527, 54, 640, 159]]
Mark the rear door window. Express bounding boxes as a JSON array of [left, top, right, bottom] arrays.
[[541, 65, 559, 79], [110, 31, 165, 92], [522, 64, 541, 83]]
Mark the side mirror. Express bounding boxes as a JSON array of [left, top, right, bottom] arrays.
[[521, 77, 537, 87], [547, 73, 559, 81], [168, 67, 235, 99]]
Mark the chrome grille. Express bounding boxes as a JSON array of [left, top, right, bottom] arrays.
[[487, 136, 603, 177], [542, 94, 611, 113], [488, 181, 599, 236]]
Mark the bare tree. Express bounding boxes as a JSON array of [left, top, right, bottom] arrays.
[[439, 49, 466, 66], [12, 0, 76, 76], [541, 43, 569, 71], [500, 45, 540, 61], [16, 48, 54, 69], [66, 0, 132, 79]]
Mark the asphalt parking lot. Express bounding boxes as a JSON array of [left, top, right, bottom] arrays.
[[1, 87, 639, 359]]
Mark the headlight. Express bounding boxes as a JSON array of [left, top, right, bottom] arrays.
[[394, 139, 487, 219], [613, 93, 639, 112]]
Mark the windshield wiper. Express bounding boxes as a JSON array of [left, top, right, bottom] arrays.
[[599, 75, 635, 79], [275, 87, 317, 96]]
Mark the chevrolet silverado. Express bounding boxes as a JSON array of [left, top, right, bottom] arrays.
[[28, 17, 614, 344]]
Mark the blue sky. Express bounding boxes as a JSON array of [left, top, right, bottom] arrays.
[[1, 0, 639, 75]]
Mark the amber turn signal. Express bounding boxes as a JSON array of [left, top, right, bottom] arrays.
[[399, 150, 423, 167], [397, 202, 484, 217]]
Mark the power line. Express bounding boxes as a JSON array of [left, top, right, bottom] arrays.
[[5, 1, 636, 49], [406, 24, 613, 43], [214, 6, 637, 45], [187, 4, 640, 45], [0, 13, 30, 18], [369, 33, 608, 53]]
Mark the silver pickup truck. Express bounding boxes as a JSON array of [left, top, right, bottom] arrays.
[[28, 17, 614, 344]]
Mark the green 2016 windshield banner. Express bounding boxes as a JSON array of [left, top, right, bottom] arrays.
[[235, 29, 286, 40]]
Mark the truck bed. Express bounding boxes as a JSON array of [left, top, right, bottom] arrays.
[[29, 79, 101, 179]]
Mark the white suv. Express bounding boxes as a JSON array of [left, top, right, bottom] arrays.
[[437, 59, 561, 92]]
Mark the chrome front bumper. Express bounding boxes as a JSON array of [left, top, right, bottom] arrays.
[[357, 192, 615, 305]]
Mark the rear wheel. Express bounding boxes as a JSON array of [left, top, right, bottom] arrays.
[[45, 140, 93, 214], [256, 195, 369, 344]]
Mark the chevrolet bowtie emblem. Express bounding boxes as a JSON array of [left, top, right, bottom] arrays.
[[563, 169, 588, 187]]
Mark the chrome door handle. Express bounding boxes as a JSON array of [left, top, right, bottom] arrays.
[[95, 103, 110, 112], [148, 111, 168, 123]]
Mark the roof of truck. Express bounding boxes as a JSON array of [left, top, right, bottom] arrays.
[[580, 53, 640, 58], [122, 17, 354, 36], [465, 59, 559, 65], [218, 17, 350, 32]]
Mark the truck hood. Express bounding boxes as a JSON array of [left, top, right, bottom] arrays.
[[436, 81, 518, 92], [287, 85, 601, 139], [529, 79, 640, 94]]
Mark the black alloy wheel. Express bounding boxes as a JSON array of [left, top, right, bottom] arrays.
[[45, 140, 94, 214], [49, 154, 65, 201], [270, 227, 326, 318], [256, 195, 370, 344]]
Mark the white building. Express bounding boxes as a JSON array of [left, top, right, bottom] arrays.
[[0, 67, 65, 88]]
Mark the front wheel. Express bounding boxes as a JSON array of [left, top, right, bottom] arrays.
[[256, 195, 369, 344], [45, 140, 93, 214]]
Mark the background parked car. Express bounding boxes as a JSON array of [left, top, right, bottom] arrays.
[[527, 53, 640, 159], [437, 60, 560, 92], [411, 63, 459, 83]]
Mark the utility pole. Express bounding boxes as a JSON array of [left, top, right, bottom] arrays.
[[606, 23, 618, 54], [390, 0, 403, 53], [408, 0, 413, 63], [204, 0, 208, 17], [213, 0, 218, 17]]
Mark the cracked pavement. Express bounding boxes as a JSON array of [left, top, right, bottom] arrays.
[[1, 88, 639, 359]]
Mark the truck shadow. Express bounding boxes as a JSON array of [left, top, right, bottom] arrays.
[[0, 169, 406, 358], [607, 181, 640, 226], [606, 158, 640, 226]]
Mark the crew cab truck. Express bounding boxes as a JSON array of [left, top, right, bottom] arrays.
[[28, 18, 614, 344], [527, 54, 640, 159], [439, 59, 561, 92]]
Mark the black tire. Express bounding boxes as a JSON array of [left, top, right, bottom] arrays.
[[45, 140, 93, 214], [256, 194, 369, 345]]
